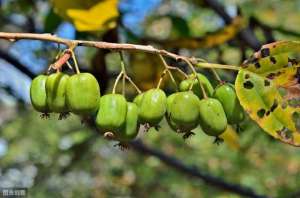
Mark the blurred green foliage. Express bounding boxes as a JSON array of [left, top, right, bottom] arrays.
[[2, 108, 300, 197]]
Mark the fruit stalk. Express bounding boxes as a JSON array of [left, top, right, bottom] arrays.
[[184, 58, 208, 99], [167, 66, 188, 79], [69, 49, 80, 74], [156, 69, 167, 89], [158, 54, 178, 90], [125, 76, 141, 94], [210, 68, 222, 83], [112, 71, 124, 94], [119, 52, 126, 95]]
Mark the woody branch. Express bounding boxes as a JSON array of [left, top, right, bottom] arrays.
[[0, 32, 240, 71]]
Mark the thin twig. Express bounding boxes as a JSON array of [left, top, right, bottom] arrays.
[[0, 32, 185, 61], [0, 32, 240, 71]]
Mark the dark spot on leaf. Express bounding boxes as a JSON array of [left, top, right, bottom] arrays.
[[281, 101, 287, 109], [257, 109, 266, 118], [254, 62, 261, 69], [266, 111, 270, 116], [295, 68, 300, 83], [292, 112, 300, 131], [266, 73, 276, 80], [270, 99, 278, 112], [276, 127, 293, 141], [261, 48, 270, 57], [252, 57, 258, 64], [245, 74, 250, 79], [243, 56, 258, 65], [243, 81, 254, 89], [288, 57, 298, 66], [270, 56, 276, 64], [288, 99, 300, 107], [264, 80, 270, 86]]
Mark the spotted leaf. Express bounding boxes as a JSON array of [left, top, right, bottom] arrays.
[[243, 41, 300, 65], [236, 41, 300, 146]]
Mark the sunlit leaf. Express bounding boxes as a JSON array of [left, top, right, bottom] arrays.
[[243, 41, 300, 65], [52, 0, 119, 32], [236, 41, 300, 146]]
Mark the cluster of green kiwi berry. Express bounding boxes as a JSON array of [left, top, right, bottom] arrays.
[[30, 71, 244, 145], [168, 73, 244, 140], [30, 71, 139, 144], [133, 73, 245, 141], [30, 72, 100, 118]]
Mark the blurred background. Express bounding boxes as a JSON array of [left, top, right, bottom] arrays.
[[0, 0, 300, 197]]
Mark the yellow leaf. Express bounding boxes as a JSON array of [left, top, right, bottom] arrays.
[[220, 125, 240, 150], [235, 41, 300, 146], [52, 0, 119, 32], [236, 68, 300, 146]]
